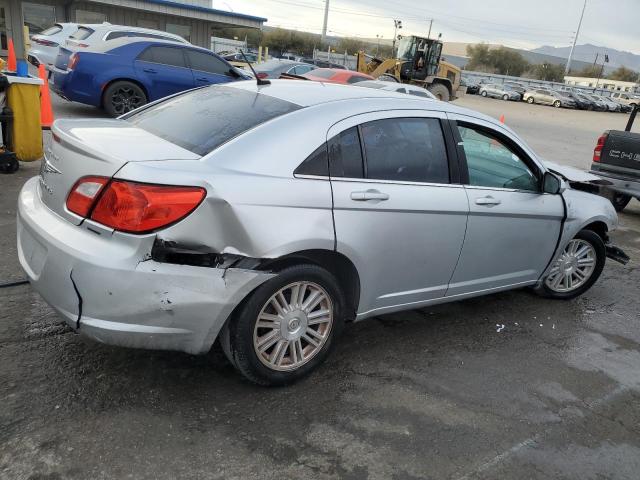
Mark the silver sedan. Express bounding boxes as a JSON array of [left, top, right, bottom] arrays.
[[18, 80, 623, 385]]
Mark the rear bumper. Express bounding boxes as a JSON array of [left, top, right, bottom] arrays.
[[591, 168, 640, 198], [17, 177, 273, 354]]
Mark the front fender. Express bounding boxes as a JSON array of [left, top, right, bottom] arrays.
[[538, 189, 618, 283]]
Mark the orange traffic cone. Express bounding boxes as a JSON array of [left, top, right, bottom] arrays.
[[38, 64, 54, 129], [7, 38, 17, 71], [499, 114, 505, 124]]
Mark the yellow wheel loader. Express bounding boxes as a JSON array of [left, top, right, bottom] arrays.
[[357, 35, 462, 101]]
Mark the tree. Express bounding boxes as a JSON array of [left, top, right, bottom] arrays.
[[571, 65, 602, 78], [465, 44, 528, 76], [608, 66, 638, 82], [527, 62, 565, 82], [336, 37, 366, 55]]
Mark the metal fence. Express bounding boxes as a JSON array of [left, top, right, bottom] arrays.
[[312, 49, 356, 70], [211, 36, 247, 54]]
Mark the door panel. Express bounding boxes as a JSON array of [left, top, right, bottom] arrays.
[[328, 111, 469, 317], [447, 114, 564, 296], [134, 46, 194, 100]]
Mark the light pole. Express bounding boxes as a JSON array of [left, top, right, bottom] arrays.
[[376, 34, 382, 57], [392, 19, 402, 57], [565, 0, 587, 75], [321, 0, 330, 45]]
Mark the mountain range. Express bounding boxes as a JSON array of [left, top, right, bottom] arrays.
[[532, 44, 640, 72]]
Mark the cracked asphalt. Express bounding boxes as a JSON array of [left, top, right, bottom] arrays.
[[1, 93, 640, 480]]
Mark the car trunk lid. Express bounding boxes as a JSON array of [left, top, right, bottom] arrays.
[[40, 119, 201, 224]]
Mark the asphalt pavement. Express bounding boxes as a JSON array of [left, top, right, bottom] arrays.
[[1, 92, 640, 480]]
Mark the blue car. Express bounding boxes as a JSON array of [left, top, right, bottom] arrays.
[[51, 38, 250, 116]]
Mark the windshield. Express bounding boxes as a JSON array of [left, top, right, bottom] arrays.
[[396, 37, 415, 61], [126, 86, 301, 156]]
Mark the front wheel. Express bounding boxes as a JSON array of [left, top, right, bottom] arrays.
[[224, 264, 345, 386], [481, 90, 488, 97], [103, 81, 148, 117], [428, 83, 451, 101], [537, 230, 606, 300], [502, 94, 509, 101], [527, 96, 535, 104]]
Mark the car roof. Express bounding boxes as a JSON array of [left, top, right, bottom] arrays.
[[77, 23, 186, 40], [226, 79, 498, 121], [89, 38, 210, 54]]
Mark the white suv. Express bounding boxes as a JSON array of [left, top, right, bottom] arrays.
[[28, 23, 78, 67], [611, 92, 639, 107], [53, 23, 190, 70]]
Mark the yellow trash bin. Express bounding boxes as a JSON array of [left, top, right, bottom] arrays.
[[5, 74, 43, 162]]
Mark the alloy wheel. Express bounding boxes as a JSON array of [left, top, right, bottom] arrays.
[[253, 281, 333, 371], [545, 239, 597, 293], [111, 86, 144, 114]]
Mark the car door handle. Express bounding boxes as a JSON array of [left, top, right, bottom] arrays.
[[143, 68, 157, 74], [475, 196, 501, 206], [350, 190, 389, 201], [196, 77, 209, 82]]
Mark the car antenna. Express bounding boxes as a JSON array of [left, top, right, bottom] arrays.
[[240, 50, 270, 86]]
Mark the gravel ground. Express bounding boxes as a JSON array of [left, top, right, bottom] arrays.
[[1, 91, 640, 480]]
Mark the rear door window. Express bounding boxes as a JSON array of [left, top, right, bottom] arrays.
[[328, 127, 364, 178], [137, 46, 187, 68], [126, 86, 301, 156], [186, 50, 230, 75], [40, 24, 63, 36], [69, 27, 94, 40], [360, 118, 450, 184]]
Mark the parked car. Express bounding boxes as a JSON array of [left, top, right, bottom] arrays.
[[27, 22, 78, 67], [19, 80, 624, 385], [592, 94, 621, 112], [223, 52, 258, 63], [355, 80, 437, 99], [301, 68, 373, 84], [53, 23, 190, 71], [461, 78, 480, 95], [562, 91, 593, 110], [573, 92, 600, 111], [51, 39, 249, 116], [253, 58, 316, 79], [610, 92, 639, 107], [581, 93, 608, 111], [524, 89, 576, 108], [503, 81, 527, 96], [479, 83, 521, 101], [300, 57, 348, 69], [591, 111, 640, 211]]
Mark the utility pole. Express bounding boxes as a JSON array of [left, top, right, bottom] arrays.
[[321, 0, 329, 45], [427, 19, 433, 40], [392, 19, 402, 56], [565, 0, 587, 76]]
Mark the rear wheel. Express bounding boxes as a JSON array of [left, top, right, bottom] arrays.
[[480, 90, 488, 98], [429, 83, 451, 101], [553, 100, 562, 108], [502, 94, 509, 101], [103, 81, 148, 117], [607, 191, 632, 212], [224, 264, 345, 386], [537, 230, 605, 300]]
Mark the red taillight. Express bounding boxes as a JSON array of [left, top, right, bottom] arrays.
[[34, 38, 59, 47], [90, 180, 206, 234], [66, 176, 110, 217], [593, 133, 608, 162], [68, 53, 79, 70], [256, 72, 268, 79], [77, 43, 89, 48]]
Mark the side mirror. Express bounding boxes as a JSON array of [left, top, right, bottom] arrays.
[[542, 171, 564, 194]]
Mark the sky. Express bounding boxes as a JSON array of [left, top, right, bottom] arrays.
[[212, 0, 640, 54]]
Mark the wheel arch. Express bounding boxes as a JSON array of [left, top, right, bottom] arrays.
[[258, 249, 361, 321], [582, 220, 609, 243]]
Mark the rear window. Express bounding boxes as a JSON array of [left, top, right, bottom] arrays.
[[70, 27, 94, 40], [306, 69, 336, 79], [40, 24, 63, 36], [126, 86, 301, 156]]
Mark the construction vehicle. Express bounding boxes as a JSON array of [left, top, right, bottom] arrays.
[[357, 35, 462, 101]]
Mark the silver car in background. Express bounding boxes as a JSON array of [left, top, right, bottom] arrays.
[[480, 83, 521, 101], [524, 88, 577, 108], [253, 58, 317, 79], [27, 22, 78, 67], [18, 81, 622, 385], [355, 80, 437, 99]]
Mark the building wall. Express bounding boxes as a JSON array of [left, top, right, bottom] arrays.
[[564, 76, 638, 92]]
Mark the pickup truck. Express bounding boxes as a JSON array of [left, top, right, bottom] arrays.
[[591, 104, 640, 211]]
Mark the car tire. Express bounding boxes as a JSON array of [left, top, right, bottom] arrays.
[[429, 83, 451, 101], [502, 94, 509, 101], [527, 96, 534, 104], [481, 90, 488, 97], [536, 230, 606, 300], [605, 191, 632, 212], [103, 81, 148, 117], [553, 100, 562, 108], [224, 264, 345, 386]]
